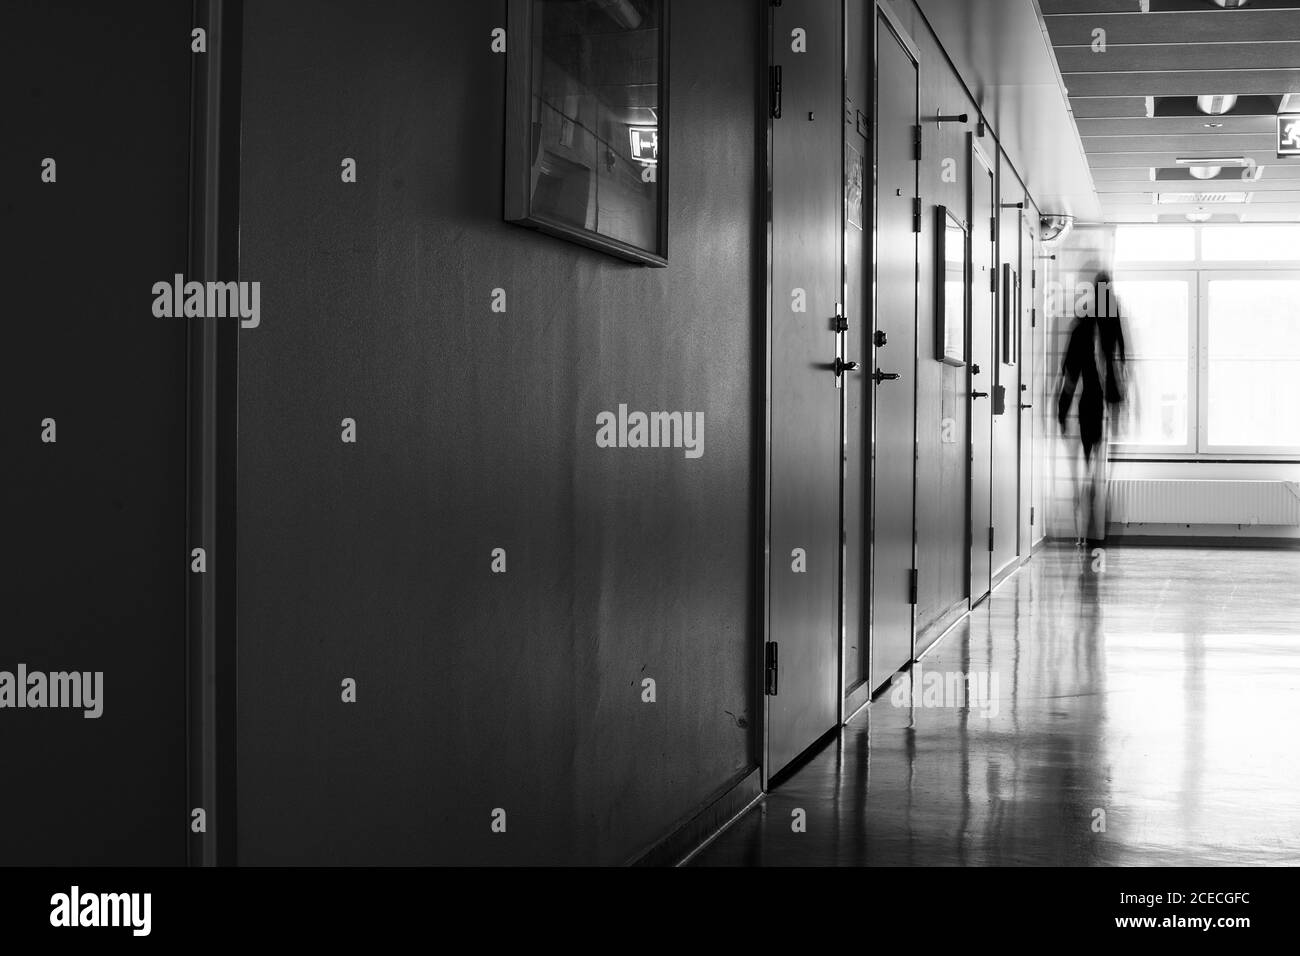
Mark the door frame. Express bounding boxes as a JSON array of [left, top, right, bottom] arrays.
[[968, 135, 996, 605], [870, 0, 921, 700]]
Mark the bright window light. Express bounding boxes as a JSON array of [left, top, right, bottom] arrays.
[[1114, 225, 1196, 263], [1201, 225, 1300, 262]]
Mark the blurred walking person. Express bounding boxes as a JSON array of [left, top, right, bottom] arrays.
[[1056, 269, 1129, 554]]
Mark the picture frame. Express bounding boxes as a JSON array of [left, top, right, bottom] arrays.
[[504, 0, 669, 266], [935, 205, 968, 366], [1001, 262, 1019, 367]]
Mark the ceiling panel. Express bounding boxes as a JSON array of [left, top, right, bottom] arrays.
[[1069, 96, 1150, 117], [1077, 115, 1275, 134], [1062, 70, 1300, 98], [1045, 10, 1300, 43], [1082, 133, 1277, 151], [1088, 150, 1299, 166], [1057, 42, 1300, 73], [1040, 0, 1300, 223]]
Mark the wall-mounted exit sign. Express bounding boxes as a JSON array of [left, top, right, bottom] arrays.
[[1278, 114, 1300, 158]]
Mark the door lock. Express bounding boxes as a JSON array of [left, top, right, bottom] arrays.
[[834, 357, 860, 376], [971, 364, 981, 375], [874, 330, 888, 348], [873, 369, 901, 383]]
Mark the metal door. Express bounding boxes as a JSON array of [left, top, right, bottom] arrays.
[[766, 0, 843, 778], [869, 8, 919, 692]]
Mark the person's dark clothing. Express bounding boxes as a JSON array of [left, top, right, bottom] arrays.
[[1057, 314, 1126, 463]]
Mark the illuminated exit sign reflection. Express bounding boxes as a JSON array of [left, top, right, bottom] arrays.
[[629, 126, 659, 165]]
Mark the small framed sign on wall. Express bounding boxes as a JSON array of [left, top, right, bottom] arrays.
[[504, 0, 669, 266], [935, 206, 967, 366]]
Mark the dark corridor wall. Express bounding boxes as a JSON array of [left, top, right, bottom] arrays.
[[2, 0, 192, 865], [235, 0, 759, 864]]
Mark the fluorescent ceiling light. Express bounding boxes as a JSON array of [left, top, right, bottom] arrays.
[[1176, 156, 1250, 167]]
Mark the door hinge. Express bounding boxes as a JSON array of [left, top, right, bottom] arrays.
[[770, 65, 782, 119], [1032, 268, 1037, 289], [1031, 307, 1037, 328], [913, 124, 922, 161], [908, 568, 918, 605], [765, 642, 779, 696], [1030, 506, 1035, 527], [988, 526, 995, 552], [913, 197, 922, 233], [990, 216, 996, 241]]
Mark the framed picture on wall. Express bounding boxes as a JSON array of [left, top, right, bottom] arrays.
[[504, 0, 669, 266], [935, 206, 967, 366]]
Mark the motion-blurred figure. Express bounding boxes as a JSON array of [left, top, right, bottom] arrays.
[[1056, 269, 1128, 552]]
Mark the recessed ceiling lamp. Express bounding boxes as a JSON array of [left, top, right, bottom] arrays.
[[1210, 0, 1250, 7], [1197, 94, 1239, 115], [1187, 209, 1213, 222], [1189, 166, 1223, 179]]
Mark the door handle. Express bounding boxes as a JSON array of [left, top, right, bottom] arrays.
[[1020, 402, 1033, 410], [972, 390, 989, 399], [834, 357, 859, 376], [873, 370, 901, 384]]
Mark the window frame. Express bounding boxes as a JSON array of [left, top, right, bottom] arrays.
[[1197, 269, 1300, 458], [1108, 270, 1198, 457], [1108, 224, 1300, 461]]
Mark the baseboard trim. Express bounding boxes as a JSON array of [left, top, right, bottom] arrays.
[[991, 560, 1017, 591], [916, 597, 968, 658], [629, 767, 763, 867]]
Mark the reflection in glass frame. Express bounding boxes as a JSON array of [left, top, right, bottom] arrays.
[[1002, 262, 1019, 367], [935, 206, 968, 367], [504, 0, 669, 266]]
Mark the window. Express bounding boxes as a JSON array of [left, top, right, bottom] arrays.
[[1203, 275, 1300, 450], [1115, 225, 1195, 263], [1105, 225, 1300, 458], [1201, 225, 1300, 262], [1110, 276, 1193, 450]]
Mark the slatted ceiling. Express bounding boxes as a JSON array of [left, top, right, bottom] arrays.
[[1058, 43, 1300, 72], [1084, 133, 1277, 151], [1069, 96, 1151, 117], [1099, 177, 1300, 190], [1088, 150, 1288, 166], [1077, 115, 1275, 134], [1044, 10, 1300, 43], [1041, 0, 1145, 11], [1064, 70, 1300, 97], [1043, 0, 1300, 222], [1045, 0, 1300, 11]]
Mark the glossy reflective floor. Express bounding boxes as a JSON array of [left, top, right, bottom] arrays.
[[693, 544, 1300, 866]]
